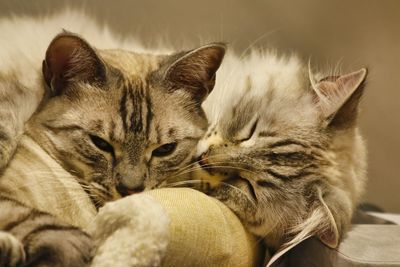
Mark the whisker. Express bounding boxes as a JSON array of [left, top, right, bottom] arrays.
[[163, 179, 204, 188], [173, 162, 260, 179], [172, 153, 261, 178]]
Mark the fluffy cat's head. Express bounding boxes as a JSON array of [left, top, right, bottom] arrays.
[[26, 32, 225, 207], [194, 52, 367, 250]]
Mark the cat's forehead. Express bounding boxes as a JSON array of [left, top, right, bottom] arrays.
[[216, 76, 318, 139], [99, 49, 163, 80]]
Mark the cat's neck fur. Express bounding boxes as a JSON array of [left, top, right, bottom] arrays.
[[0, 134, 96, 228]]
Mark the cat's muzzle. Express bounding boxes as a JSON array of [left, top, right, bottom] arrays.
[[116, 183, 145, 197]]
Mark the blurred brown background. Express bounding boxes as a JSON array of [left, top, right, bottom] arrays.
[[1, 0, 399, 212]]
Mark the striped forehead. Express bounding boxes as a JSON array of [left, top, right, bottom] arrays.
[[114, 78, 153, 140]]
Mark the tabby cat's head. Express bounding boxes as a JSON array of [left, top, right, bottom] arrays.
[[26, 33, 225, 207], [194, 53, 367, 250]]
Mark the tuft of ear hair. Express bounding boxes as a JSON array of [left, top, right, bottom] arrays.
[[312, 68, 367, 129], [164, 43, 226, 102], [42, 32, 106, 96]]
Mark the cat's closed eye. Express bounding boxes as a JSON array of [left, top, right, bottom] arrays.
[[152, 142, 177, 157], [89, 134, 114, 155]]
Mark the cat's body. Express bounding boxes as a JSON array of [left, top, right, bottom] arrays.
[[0, 11, 225, 266], [195, 50, 367, 251]]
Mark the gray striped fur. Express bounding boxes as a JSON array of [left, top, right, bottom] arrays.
[[194, 51, 368, 251]]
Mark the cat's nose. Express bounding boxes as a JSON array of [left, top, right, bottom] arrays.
[[198, 152, 209, 169], [116, 183, 145, 197]]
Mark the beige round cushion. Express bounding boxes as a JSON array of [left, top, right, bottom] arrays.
[[145, 188, 264, 267]]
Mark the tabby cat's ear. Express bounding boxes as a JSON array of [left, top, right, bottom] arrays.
[[164, 43, 226, 102], [312, 68, 367, 129], [42, 33, 106, 96]]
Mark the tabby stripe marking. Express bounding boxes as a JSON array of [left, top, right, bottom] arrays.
[[145, 93, 153, 139], [3, 211, 44, 232], [119, 86, 128, 132], [269, 139, 309, 149], [130, 87, 143, 133], [265, 152, 315, 166], [22, 223, 88, 245], [256, 180, 279, 189], [258, 131, 277, 137], [266, 168, 312, 180]]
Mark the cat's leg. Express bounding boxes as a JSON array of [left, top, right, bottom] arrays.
[[0, 78, 44, 170], [0, 196, 93, 267]]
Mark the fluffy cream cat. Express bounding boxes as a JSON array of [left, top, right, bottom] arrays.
[[193, 50, 367, 251]]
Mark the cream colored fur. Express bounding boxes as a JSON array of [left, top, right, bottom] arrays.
[[197, 49, 367, 249], [0, 135, 96, 228]]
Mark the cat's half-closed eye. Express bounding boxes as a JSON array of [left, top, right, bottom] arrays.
[[152, 142, 177, 157], [89, 134, 114, 155]]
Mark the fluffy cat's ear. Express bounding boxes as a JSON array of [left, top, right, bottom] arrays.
[[42, 33, 106, 95], [164, 43, 226, 102], [312, 68, 367, 129]]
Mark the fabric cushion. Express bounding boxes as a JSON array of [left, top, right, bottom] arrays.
[[145, 188, 264, 267]]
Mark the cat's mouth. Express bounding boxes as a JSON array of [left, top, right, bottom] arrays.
[[197, 153, 257, 199]]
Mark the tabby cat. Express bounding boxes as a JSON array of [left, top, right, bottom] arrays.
[[192, 51, 368, 251], [0, 12, 225, 267]]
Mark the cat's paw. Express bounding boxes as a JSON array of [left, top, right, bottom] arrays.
[[88, 193, 170, 267], [0, 231, 25, 267], [23, 226, 93, 267]]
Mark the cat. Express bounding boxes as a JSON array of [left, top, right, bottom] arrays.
[[0, 11, 225, 266], [191, 50, 368, 252]]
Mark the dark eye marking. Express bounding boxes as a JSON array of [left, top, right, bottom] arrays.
[[266, 168, 312, 181], [89, 134, 115, 155], [258, 131, 277, 137], [152, 142, 177, 157], [266, 151, 314, 163]]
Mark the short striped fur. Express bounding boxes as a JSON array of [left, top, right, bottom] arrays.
[[194, 50, 368, 251], [0, 12, 225, 266]]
